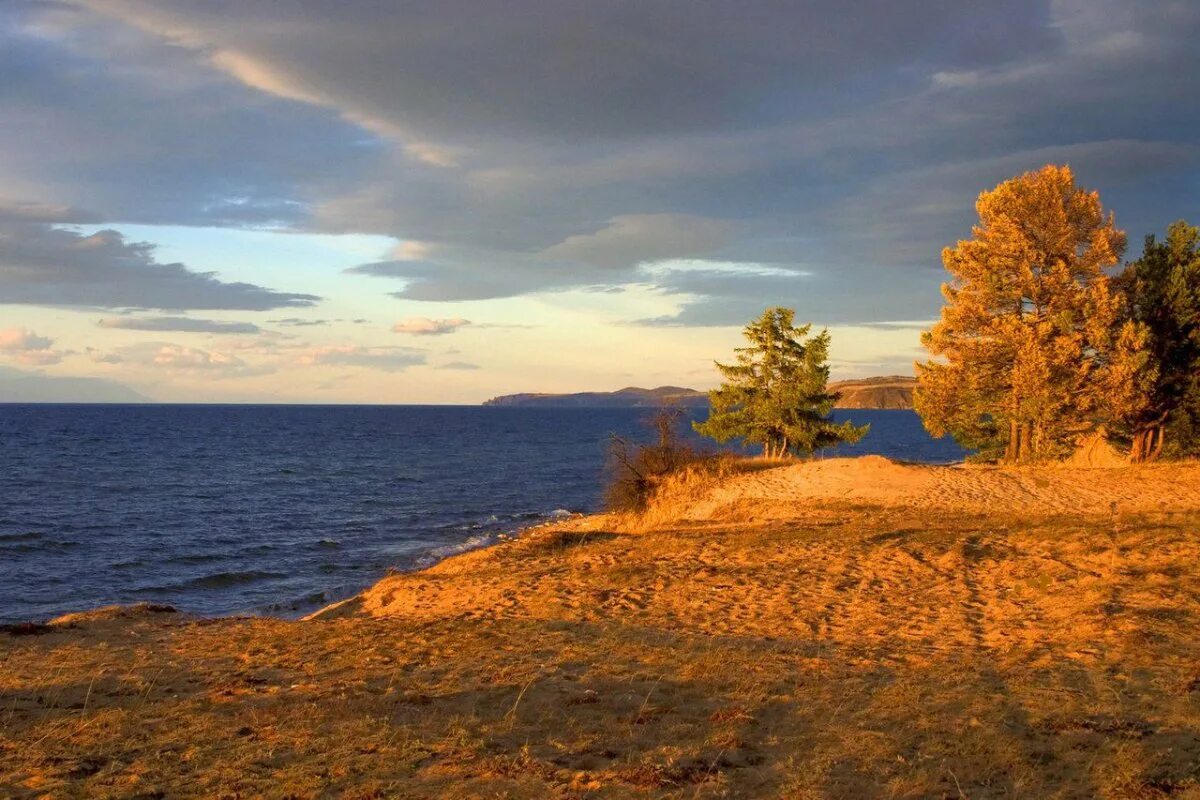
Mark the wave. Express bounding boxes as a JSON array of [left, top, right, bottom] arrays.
[[415, 533, 496, 567], [184, 570, 287, 589], [451, 507, 578, 532], [163, 552, 226, 566], [134, 569, 287, 593], [0, 531, 43, 542], [0, 537, 81, 553], [406, 507, 576, 568]]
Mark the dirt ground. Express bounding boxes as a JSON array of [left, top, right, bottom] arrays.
[[4, 458, 1200, 798]]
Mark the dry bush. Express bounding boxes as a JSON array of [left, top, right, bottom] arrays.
[[604, 407, 706, 513], [626, 453, 744, 530], [604, 408, 788, 529]]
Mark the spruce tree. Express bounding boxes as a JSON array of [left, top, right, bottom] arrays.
[[1119, 221, 1200, 459], [694, 307, 867, 457], [915, 164, 1147, 462]]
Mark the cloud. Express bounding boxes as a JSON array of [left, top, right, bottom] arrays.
[[0, 221, 319, 310], [438, 361, 480, 371], [113, 341, 273, 378], [295, 344, 425, 372], [0, 7, 378, 227], [98, 316, 261, 334], [345, 249, 600, 301], [391, 317, 470, 336], [5, 0, 1200, 329], [86, 347, 125, 364], [0, 200, 98, 224], [630, 259, 937, 328], [0, 327, 52, 352], [0, 327, 65, 365], [542, 214, 735, 269], [268, 318, 329, 327], [76, 0, 1057, 142]]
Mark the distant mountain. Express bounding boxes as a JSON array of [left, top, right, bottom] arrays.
[[828, 376, 916, 410], [483, 377, 917, 410], [0, 366, 149, 403], [482, 386, 708, 408]]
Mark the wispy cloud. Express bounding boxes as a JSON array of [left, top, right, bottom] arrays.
[[99, 316, 261, 334], [0, 327, 65, 366], [112, 341, 273, 378], [296, 344, 425, 372], [392, 317, 470, 336]]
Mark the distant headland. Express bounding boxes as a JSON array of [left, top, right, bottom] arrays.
[[482, 385, 709, 408], [482, 375, 916, 410], [826, 375, 916, 409]]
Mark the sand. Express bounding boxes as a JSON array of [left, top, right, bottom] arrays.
[[5, 457, 1200, 798]]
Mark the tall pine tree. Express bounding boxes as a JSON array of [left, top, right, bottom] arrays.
[[1119, 221, 1200, 460], [915, 165, 1149, 462], [694, 307, 866, 457]]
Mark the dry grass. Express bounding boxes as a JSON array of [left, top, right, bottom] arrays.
[[5, 458, 1200, 798]]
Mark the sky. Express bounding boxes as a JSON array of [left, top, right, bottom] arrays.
[[1, 0, 1198, 403]]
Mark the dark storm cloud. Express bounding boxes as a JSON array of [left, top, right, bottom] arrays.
[[6, 1, 1200, 322], [0, 4, 379, 227], [0, 222, 319, 310], [77, 0, 1058, 141]]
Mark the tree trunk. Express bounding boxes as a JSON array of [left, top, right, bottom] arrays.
[[1006, 419, 1019, 463], [1017, 422, 1033, 462], [1130, 429, 1147, 463], [1150, 425, 1166, 461]]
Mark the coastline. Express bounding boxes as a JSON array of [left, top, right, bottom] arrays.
[[9, 455, 1200, 797]]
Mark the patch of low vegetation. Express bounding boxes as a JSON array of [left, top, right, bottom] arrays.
[[604, 406, 724, 514]]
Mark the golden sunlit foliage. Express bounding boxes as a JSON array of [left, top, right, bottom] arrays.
[[916, 165, 1156, 462]]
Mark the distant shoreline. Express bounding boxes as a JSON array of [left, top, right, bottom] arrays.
[[483, 376, 917, 410]]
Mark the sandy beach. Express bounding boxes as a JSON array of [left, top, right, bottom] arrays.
[[5, 457, 1200, 798]]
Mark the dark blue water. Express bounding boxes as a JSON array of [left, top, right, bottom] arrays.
[[0, 405, 964, 622]]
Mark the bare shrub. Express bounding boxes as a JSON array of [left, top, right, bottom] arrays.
[[604, 407, 701, 513]]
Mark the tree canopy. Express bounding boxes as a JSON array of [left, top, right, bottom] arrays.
[[1118, 221, 1200, 460], [695, 307, 866, 458], [915, 164, 1153, 462]]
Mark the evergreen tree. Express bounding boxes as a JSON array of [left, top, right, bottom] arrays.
[[694, 307, 867, 457], [1118, 221, 1200, 460], [915, 164, 1148, 462]]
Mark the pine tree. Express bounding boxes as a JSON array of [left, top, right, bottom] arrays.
[[915, 164, 1144, 462], [694, 307, 867, 457], [1118, 221, 1200, 460]]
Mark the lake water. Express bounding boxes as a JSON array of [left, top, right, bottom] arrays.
[[0, 405, 965, 622]]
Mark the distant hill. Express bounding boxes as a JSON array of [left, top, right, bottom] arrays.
[[828, 375, 916, 410], [483, 377, 917, 409], [482, 386, 708, 408], [0, 366, 149, 404]]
